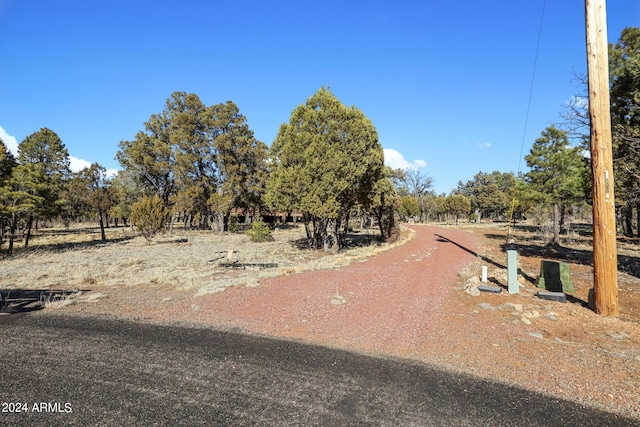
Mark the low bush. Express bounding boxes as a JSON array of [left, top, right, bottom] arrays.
[[130, 195, 169, 241], [246, 217, 272, 242]]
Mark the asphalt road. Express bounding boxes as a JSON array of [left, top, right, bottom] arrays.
[[0, 311, 635, 426]]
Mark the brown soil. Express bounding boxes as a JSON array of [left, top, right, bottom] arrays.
[[50, 224, 640, 420]]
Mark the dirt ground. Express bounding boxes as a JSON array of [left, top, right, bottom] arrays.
[[2, 222, 639, 420], [461, 221, 640, 329]]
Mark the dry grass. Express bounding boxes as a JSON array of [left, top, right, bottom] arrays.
[[1, 223, 415, 298]]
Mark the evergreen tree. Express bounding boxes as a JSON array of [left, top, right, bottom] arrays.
[[457, 171, 516, 222], [266, 87, 386, 251], [445, 193, 470, 224], [0, 139, 17, 251], [525, 125, 587, 245], [609, 27, 640, 236], [75, 163, 113, 241], [209, 100, 269, 230], [16, 128, 70, 247], [117, 92, 266, 231]]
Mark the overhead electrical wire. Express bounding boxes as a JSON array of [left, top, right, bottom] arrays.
[[506, 0, 547, 242]]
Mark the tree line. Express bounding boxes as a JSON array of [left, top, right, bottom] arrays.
[[1, 27, 638, 254], [391, 27, 640, 246], [0, 88, 399, 254]]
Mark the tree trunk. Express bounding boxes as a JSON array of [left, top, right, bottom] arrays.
[[636, 201, 640, 238], [551, 202, 561, 245], [623, 201, 633, 237], [560, 205, 567, 235], [475, 208, 481, 224], [7, 212, 17, 256], [99, 212, 106, 241], [24, 214, 34, 249], [323, 218, 338, 253]]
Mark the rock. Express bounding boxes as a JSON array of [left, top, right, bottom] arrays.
[[330, 294, 347, 305], [503, 303, 523, 312], [607, 331, 629, 340], [522, 310, 540, 319], [478, 303, 496, 310], [521, 317, 531, 325], [468, 276, 481, 285], [464, 284, 480, 297], [543, 313, 558, 321], [527, 331, 544, 339]]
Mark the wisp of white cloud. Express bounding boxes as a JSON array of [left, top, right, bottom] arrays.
[[477, 142, 492, 149], [105, 169, 119, 179], [0, 126, 119, 176], [0, 126, 19, 155], [69, 156, 92, 172], [383, 148, 427, 170]]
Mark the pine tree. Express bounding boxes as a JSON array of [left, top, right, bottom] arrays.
[[16, 128, 70, 247], [525, 125, 588, 245]]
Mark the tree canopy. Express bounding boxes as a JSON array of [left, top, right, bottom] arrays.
[[265, 87, 392, 250], [524, 125, 588, 244], [116, 92, 268, 231]]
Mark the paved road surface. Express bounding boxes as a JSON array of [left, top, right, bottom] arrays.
[[0, 312, 635, 426]]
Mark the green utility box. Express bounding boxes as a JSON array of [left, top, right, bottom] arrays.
[[537, 260, 575, 293]]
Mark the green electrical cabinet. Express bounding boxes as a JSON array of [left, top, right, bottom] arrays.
[[537, 260, 575, 293]]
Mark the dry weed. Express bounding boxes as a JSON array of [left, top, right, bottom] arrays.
[[1, 224, 415, 298]]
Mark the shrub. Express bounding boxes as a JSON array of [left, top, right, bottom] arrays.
[[245, 217, 272, 242], [130, 195, 169, 241], [228, 216, 240, 233]]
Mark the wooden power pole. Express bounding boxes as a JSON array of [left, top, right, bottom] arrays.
[[585, 0, 618, 316]]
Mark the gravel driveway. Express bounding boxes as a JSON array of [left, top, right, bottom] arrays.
[[58, 225, 640, 421]]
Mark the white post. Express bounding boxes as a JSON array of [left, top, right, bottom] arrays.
[[507, 250, 519, 294], [481, 266, 488, 283]]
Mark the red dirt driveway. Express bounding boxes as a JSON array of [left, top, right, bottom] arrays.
[[179, 225, 484, 357]]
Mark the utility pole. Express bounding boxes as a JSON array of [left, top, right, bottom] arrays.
[[585, 0, 618, 316]]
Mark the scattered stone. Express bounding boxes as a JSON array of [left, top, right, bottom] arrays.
[[468, 276, 481, 285], [543, 313, 558, 321], [537, 291, 567, 303], [478, 303, 496, 310], [527, 331, 544, 339], [330, 294, 347, 305], [522, 310, 540, 319], [464, 284, 480, 297], [478, 285, 502, 293], [521, 317, 532, 325], [503, 302, 523, 312], [607, 331, 630, 340], [80, 292, 106, 302]]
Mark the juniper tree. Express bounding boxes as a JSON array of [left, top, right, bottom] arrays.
[[266, 87, 388, 251], [117, 92, 267, 231], [74, 163, 113, 241]]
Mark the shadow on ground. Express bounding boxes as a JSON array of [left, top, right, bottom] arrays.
[[481, 233, 640, 280], [0, 289, 88, 314], [435, 233, 537, 284], [1, 312, 637, 426], [1, 236, 135, 258]]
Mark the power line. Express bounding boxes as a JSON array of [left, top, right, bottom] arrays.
[[507, 0, 547, 241]]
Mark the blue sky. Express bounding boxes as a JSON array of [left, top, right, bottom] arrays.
[[1, 1, 638, 194]]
